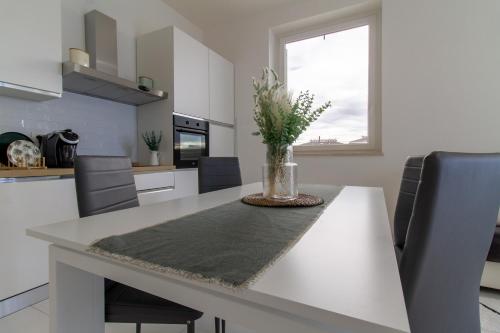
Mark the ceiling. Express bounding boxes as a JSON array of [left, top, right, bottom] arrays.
[[162, 0, 299, 29]]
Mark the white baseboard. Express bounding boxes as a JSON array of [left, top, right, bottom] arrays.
[[0, 284, 48, 319]]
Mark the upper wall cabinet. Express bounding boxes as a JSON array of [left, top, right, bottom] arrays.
[[137, 27, 235, 164], [137, 26, 209, 120], [173, 28, 209, 119], [209, 124, 235, 157], [0, 0, 62, 101], [209, 50, 234, 125]]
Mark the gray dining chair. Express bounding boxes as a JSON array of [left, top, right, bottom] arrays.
[[198, 157, 242, 194], [74, 155, 203, 333], [393, 155, 424, 263], [394, 152, 500, 333], [198, 156, 242, 333]]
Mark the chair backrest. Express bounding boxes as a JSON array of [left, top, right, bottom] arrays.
[[394, 156, 424, 252], [74, 156, 139, 218], [399, 152, 500, 333], [198, 157, 242, 194]]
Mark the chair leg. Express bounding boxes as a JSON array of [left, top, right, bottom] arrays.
[[187, 320, 195, 333], [215, 317, 225, 333], [215, 317, 220, 333], [136, 323, 141, 333]]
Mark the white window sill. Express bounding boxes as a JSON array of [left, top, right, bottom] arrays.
[[293, 147, 383, 156]]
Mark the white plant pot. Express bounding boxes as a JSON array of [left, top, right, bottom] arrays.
[[149, 151, 159, 166]]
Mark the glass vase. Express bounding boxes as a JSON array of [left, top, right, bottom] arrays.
[[262, 144, 298, 200]]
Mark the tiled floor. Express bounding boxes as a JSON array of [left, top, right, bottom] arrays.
[[1, 299, 209, 333], [480, 288, 500, 333], [1, 289, 499, 333]]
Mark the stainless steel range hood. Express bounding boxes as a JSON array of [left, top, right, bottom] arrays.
[[62, 62, 166, 106], [62, 10, 166, 106]]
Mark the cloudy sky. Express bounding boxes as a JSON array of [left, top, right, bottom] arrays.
[[286, 25, 369, 145]]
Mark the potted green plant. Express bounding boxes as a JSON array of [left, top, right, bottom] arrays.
[[253, 68, 331, 199], [142, 131, 162, 166]]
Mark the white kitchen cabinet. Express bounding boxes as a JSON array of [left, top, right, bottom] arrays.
[[0, 170, 198, 301], [210, 124, 235, 157], [0, 0, 62, 101], [173, 28, 209, 119], [209, 50, 234, 125], [137, 26, 210, 165], [172, 169, 199, 197], [137, 26, 209, 119], [137, 26, 237, 166], [135, 171, 174, 191], [137, 170, 198, 206], [0, 179, 78, 301], [137, 187, 176, 206]]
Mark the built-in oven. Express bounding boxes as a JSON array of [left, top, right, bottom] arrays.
[[173, 114, 209, 168]]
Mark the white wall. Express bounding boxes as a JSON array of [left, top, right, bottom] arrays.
[[204, 0, 500, 222], [61, 0, 203, 81]]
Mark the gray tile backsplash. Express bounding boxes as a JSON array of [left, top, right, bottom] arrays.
[[0, 92, 137, 160]]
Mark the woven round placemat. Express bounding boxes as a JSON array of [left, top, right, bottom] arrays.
[[241, 193, 324, 207]]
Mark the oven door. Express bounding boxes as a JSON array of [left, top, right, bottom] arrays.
[[174, 127, 209, 168]]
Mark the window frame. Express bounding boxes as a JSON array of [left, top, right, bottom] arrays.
[[277, 11, 382, 156]]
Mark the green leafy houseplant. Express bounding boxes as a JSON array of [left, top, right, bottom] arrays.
[[252, 68, 331, 197], [142, 131, 162, 151]]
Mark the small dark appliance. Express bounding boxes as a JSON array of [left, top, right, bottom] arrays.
[[37, 129, 79, 168], [173, 114, 209, 168]]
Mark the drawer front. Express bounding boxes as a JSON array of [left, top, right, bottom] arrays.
[[134, 171, 174, 191], [138, 187, 176, 206]]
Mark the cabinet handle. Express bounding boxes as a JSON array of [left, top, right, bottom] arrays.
[[137, 186, 174, 194]]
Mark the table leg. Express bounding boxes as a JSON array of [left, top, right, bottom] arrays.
[[49, 245, 105, 333]]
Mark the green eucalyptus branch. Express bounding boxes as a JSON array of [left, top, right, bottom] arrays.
[[252, 67, 332, 147]]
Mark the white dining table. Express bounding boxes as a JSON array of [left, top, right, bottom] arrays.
[[27, 183, 410, 333]]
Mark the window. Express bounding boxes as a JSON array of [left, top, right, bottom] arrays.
[[278, 12, 381, 155]]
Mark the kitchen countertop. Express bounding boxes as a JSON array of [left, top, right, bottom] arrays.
[[0, 165, 176, 179]]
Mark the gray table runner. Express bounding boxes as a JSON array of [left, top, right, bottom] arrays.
[[89, 184, 343, 289]]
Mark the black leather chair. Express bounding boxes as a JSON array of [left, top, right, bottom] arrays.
[[394, 152, 500, 333], [74, 156, 203, 333], [198, 156, 242, 333], [198, 157, 242, 194], [487, 228, 500, 263], [393, 156, 424, 263]]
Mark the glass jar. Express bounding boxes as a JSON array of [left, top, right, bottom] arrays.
[[262, 144, 298, 200]]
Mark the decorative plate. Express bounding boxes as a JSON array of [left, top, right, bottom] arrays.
[[0, 132, 33, 166], [6, 140, 41, 167]]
